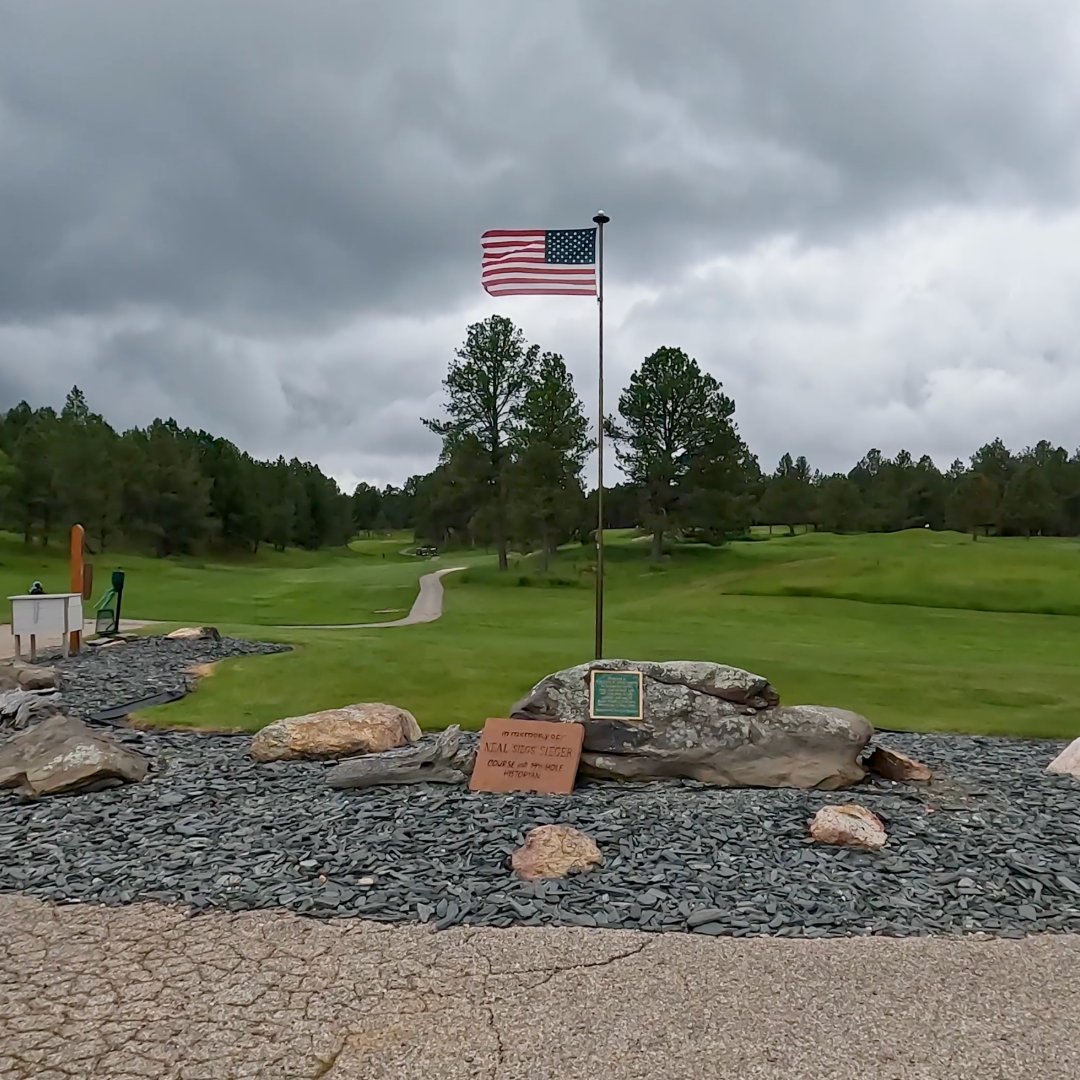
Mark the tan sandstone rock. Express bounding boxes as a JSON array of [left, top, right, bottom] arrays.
[[511, 824, 603, 881], [250, 703, 421, 762], [0, 661, 57, 692], [166, 626, 222, 641], [809, 804, 887, 851], [867, 745, 932, 783], [1047, 738, 1080, 780]]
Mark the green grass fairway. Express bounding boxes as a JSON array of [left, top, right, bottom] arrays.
[[4, 529, 1079, 739], [0, 532, 473, 626]]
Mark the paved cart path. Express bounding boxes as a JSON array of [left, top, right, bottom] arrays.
[[2, 895, 1078, 1080], [281, 566, 467, 630]]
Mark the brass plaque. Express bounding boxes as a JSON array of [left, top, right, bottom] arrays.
[[589, 669, 644, 720]]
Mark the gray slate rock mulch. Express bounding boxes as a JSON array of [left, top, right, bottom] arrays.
[[39, 636, 290, 723], [1, 639, 1078, 939]]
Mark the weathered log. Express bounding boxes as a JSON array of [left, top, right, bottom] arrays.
[[326, 725, 475, 790]]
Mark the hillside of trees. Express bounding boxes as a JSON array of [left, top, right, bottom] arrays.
[[4, 316, 1079, 560], [0, 388, 354, 555]]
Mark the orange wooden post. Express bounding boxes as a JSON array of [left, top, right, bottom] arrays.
[[69, 524, 84, 654]]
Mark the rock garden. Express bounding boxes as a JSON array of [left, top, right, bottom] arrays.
[[2, 634, 1079, 939]]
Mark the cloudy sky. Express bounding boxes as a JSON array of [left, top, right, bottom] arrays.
[[3, 1, 1080, 490]]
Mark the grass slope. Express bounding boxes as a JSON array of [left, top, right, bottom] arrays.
[[0, 531, 466, 626], [4, 529, 1078, 738], [25, 528, 1063, 740]]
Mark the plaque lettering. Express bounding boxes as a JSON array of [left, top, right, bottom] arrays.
[[469, 718, 584, 794], [589, 669, 644, 721]]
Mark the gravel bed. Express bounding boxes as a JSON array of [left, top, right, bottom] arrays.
[[41, 635, 290, 720], [2, 687, 1080, 937]]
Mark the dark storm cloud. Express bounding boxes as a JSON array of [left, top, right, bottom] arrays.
[[2, 0, 1080, 484]]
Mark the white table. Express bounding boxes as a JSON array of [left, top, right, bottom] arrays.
[[7, 593, 84, 661]]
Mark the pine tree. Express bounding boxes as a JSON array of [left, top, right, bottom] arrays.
[[53, 386, 122, 549], [423, 316, 538, 570], [949, 472, 1000, 538], [8, 407, 61, 545], [816, 475, 863, 533], [351, 482, 382, 535], [609, 346, 739, 559], [135, 420, 213, 556], [759, 453, 815, 534], [1001, 464, 1058, 537], [509, 352, 591, 570]]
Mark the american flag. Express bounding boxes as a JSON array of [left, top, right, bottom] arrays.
[[481, 227, 597, 297]]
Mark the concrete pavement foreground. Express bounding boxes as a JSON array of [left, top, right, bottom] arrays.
[[1, 895, 1077, 1080]]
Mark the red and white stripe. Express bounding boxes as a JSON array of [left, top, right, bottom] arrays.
[[481, 229, 596, 297]]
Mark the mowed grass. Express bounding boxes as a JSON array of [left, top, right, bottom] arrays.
[[84, 527, 1080, 741], [0, 531, 475, 625], [4, 528, 1078, 738]]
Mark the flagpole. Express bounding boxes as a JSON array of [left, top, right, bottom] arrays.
[[593, 210, 609, 661]]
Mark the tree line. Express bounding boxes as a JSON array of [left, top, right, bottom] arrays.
[[407, 314, 1080, 560], [0, 388, 352, 554], [4, 317, 1077, 561]]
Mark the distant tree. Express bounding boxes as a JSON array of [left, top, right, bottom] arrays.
[[351, 482, 382, 534], [582, 482, 642, 535], [0, 448, 16, 515], [423, 315, 537, 570], [948, 471, 1000, 538], [1000, 463, 1058, 537], [907, 454, 946, 529], [970, 437, 1014, 490], [49, 387, 122, 549], [758, 453, 815, 535], [609, 346, 740, 560], [680, 432, 759, 544], [7, 406, 61, 545], [124, 420, 212, 556], [509, 352, 591, 570], [413, 454, 486, 549], [816, 475, 863, 533]]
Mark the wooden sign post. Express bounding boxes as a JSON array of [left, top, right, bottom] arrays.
[[469, 718, 584, 795], [69, 524, 84, 654], [589, 669, 644, 721]]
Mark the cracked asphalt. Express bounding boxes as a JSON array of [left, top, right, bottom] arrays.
[[2, 895, 1079, 1080]]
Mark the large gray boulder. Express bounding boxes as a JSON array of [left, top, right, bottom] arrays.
[[511, 660, 872, 789], [0, 714, 149, 798]]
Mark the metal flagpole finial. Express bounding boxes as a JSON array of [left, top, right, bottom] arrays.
[[593, 210, 610, 225]]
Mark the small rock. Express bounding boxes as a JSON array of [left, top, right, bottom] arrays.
[[809, 804, 887, 851], [250, 703, 421, 762], [510, 824, 603, 881], [1047, 738, 1080, 780], [687, 906, 726, 928], [867, 745, 932, 783], [165, 627, 222, 642]]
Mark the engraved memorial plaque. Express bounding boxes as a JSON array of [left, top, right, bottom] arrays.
[[468, 718, 584, 795], [589, 669, 644, 721]]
